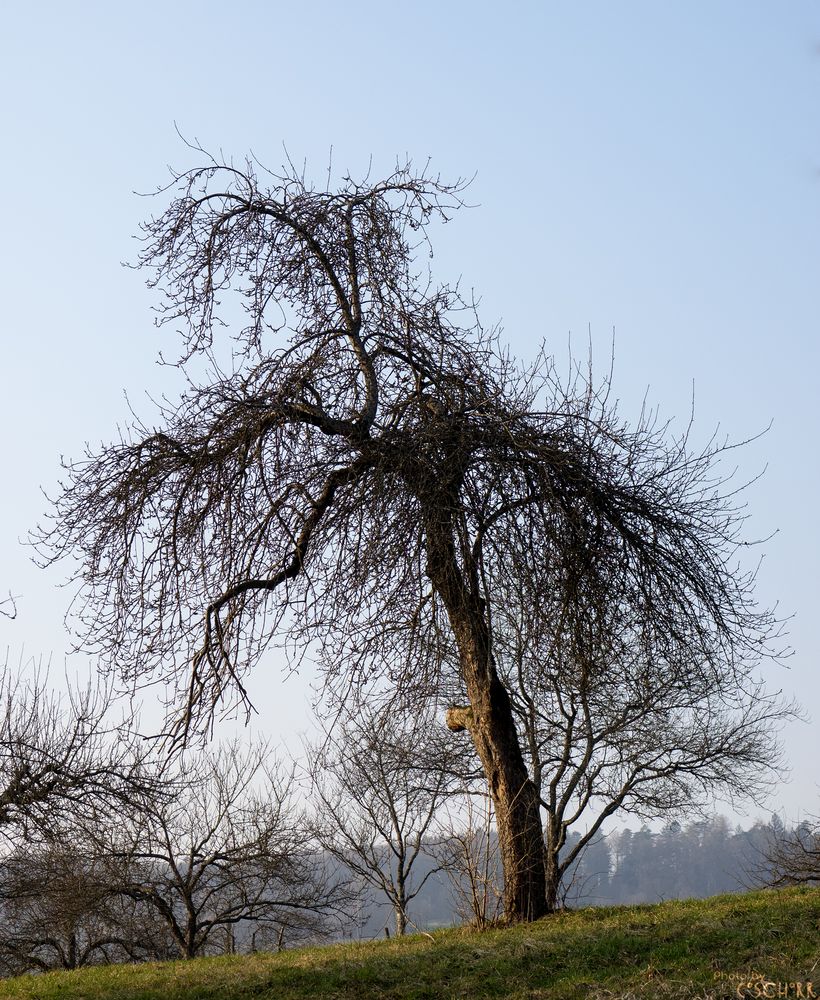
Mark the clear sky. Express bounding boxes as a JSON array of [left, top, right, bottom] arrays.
[[1, 1, 817, 823]]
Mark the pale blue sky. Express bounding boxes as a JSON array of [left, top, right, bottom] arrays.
[[1, 1, 817, 821]]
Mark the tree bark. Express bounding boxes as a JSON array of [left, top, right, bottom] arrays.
[[424, 512, 548, 923], [462, 655, 548, 921], [67, 932, 77, 970], [545, 848, 561, 913], [395, 867, 408, 935]]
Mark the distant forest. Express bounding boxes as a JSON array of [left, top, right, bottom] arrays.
[[354, 815, 787, 937]]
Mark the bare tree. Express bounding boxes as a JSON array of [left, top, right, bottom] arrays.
[[455, 550, 796, 911], [434, 793, 503, 929], [37, 154, 785, 921], [91, 741, 347, 959], [752, 815, 820, 887], [0, 652, 157, 844], [308, 705, 464, 936], [0, 840, 171, 975]]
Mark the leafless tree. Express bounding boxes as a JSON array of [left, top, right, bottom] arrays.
[[751, 815, 820, 888], [434, 793, 503, 929], [0, 652, 158, 844], [36, 153, 786, 921], [452, 550, 797, 911], [0, 593, 17, 620], [307, 704, 466, 936], [91, 741, 348, 959], [0, 840, 171, 975]]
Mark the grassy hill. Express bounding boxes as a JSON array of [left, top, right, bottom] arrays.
[[0, 887, 818, 1000]]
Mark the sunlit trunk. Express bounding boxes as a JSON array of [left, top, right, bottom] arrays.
[[425, 512, 548, 923]]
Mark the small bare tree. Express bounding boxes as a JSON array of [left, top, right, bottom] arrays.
[[308, 705, 465, 936], [753, 815, 820, 887], [456, 550, 796, 911], [0, 840, 171, 975], [435, 793, 503, 929], [92, 741, 347, 959]]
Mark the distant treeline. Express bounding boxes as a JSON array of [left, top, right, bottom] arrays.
[[353, 815, 784, 936], [564, 815, 773, 907]]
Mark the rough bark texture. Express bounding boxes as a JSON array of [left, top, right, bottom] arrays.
[[424, 510, 547, 922], [463, 663, 548, 921], [545, 825, 561, 913]]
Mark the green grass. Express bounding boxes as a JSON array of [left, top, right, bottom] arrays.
[[1, 887, 818, 1000]]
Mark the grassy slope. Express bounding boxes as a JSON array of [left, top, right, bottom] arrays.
[[0, 888, 818, 1000]]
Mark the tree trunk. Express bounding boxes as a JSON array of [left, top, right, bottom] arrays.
[[183, 918, 197, 959], [545, 848, 561, 913], [395, 868, 408, 935], [463, 659, 548, 921], [424, 512, 548, 923], [543, 813, 562, 912], [67, 932, 77, 969]]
